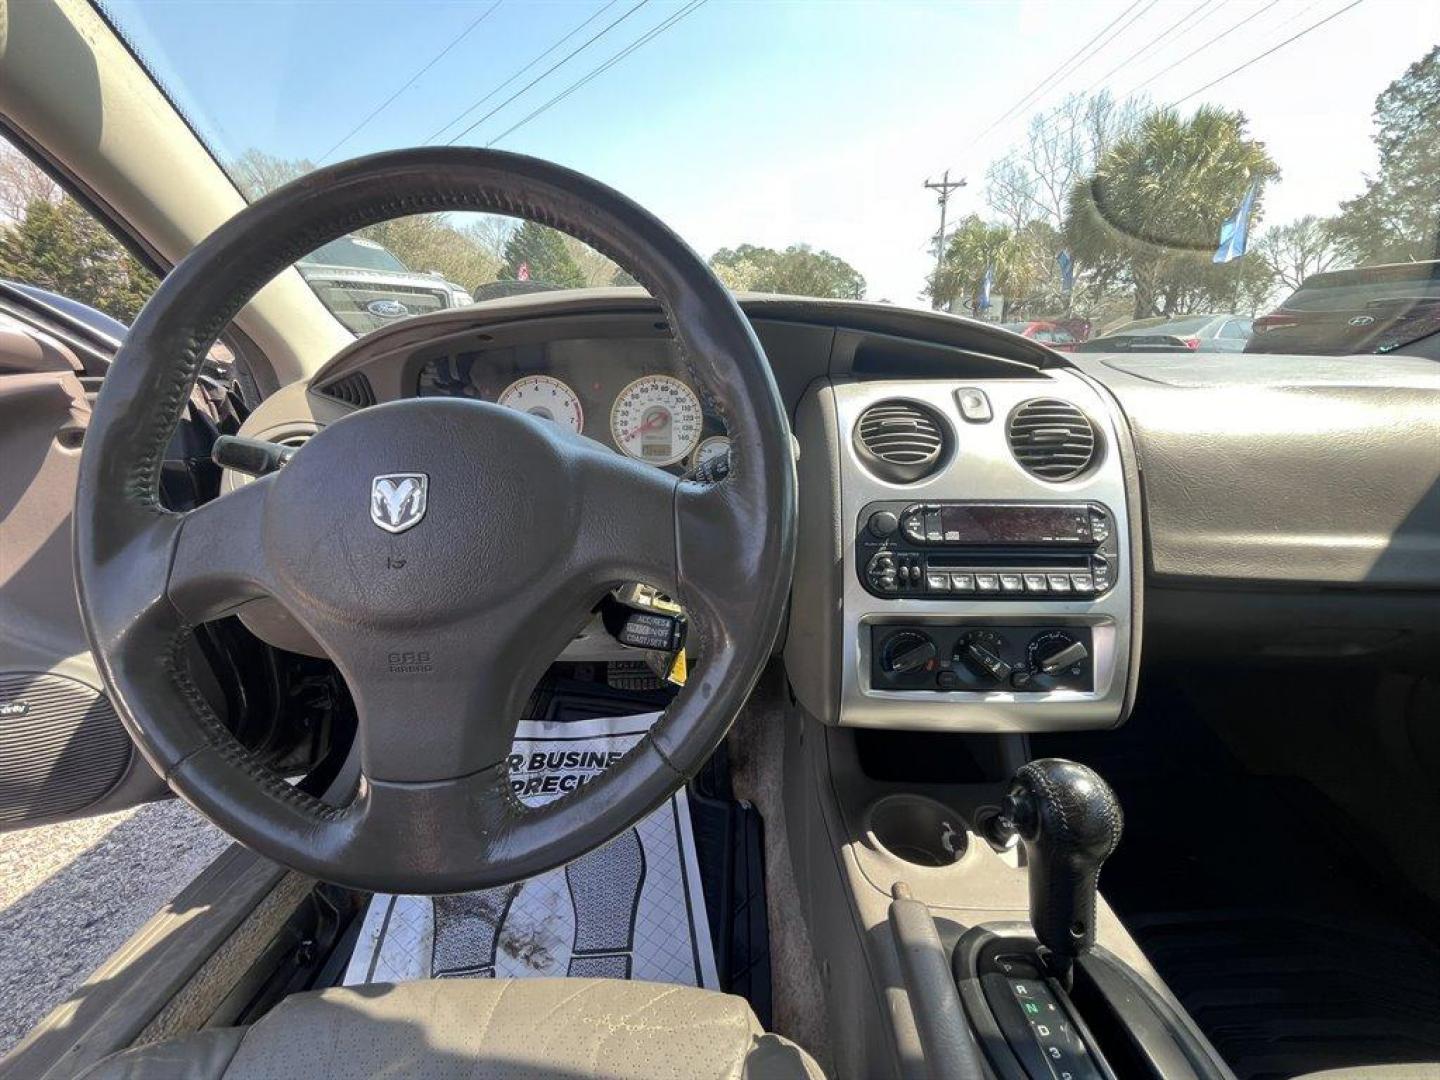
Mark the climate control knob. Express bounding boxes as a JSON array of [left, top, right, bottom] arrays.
[[951, 630, 1012, 687], [881, 631, 937, 674]]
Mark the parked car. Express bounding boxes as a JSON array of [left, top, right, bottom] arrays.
[[1249, 259, 1440, 355], [997, 319, 1083, 348], [296, 235, 472, 334], [1070, 313, 1252, 352]]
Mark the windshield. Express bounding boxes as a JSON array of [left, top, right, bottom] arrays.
[[97, 1, 1440, 354]]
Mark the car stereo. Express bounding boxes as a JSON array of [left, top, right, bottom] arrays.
[[856, 500, 1119, 599]]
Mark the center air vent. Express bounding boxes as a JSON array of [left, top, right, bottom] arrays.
[[1007, 398, 1098, 482], [854, 400, 949, 483]]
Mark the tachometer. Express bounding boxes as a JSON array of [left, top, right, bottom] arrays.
[[609, 375, 703, 466], [497, 375, 584, 434], [690, 435, 732, 478]]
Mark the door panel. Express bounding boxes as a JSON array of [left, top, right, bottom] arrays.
[[0, 367, 167, 830]]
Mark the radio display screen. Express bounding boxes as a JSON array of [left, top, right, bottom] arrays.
[[938, 505, 1089, 543]]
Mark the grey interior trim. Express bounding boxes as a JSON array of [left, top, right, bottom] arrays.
[[829, 371, 1134, 732], [888, 883, 987, 1079], [1075, 353, 1440, 588]]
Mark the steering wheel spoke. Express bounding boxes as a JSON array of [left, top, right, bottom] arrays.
[[322, 586, 597, 786], [166, 475, 278, 625]]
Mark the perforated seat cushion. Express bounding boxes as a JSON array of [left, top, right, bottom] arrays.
[[78, 978, 825, 1079]]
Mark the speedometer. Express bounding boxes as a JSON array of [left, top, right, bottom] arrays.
[[609, 375, 703, 466], [497, 375, 584, 434]]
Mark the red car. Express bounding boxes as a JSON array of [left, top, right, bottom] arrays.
[[998, 319, 1087, 349]]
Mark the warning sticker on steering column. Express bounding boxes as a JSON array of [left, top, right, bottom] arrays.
[[343, 713, 718, 989]]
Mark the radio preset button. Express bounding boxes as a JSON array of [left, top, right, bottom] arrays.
[[1022, 574, 1048, 592], [975, 574, 1000, 592], [1046, 575, 1072, 593], [1071, 573, 1095, 593], [950, 573, 975, 592], [1000, 574, 1024, 592], [926, 571, 950, 592]]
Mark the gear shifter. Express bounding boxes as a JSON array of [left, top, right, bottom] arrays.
[[996, 758, 1122, 980]]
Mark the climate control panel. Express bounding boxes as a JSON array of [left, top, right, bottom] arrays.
[[870, 624, 1094, 693]]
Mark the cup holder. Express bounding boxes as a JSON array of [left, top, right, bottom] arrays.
[[864, 794, 968, 867]]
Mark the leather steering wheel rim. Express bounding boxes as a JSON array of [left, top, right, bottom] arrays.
[[73, 148, 796, 893]]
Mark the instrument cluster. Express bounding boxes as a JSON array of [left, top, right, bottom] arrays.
[[415, 337, 729, 474]]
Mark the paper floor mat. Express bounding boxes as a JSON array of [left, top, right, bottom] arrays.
[[343, 713, 718, 989]]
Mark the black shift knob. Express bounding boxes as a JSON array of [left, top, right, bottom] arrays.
[[1003, 758, 1122, 968]]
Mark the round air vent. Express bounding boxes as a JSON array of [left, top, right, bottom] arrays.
[[1007, 398, 1098, 482], [853, 400, 949, 483]]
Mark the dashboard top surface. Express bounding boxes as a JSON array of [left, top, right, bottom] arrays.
[[242, 290, 1440, 593]]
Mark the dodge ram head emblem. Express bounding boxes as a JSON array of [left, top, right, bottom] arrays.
[[370, 474, 428, 534]]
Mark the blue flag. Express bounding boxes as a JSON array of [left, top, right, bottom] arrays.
[[1057, 249, 1074, 292], [977, 262, 994, 311], [1213, 180, 1260, 264]]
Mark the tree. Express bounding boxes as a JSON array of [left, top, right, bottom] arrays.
[[1251, 215, 1348, 295], [984, 91, 1148, 232], [357, 215, 501, 293], [498, 221, 586, 288], [0, 197, 157, 321], [1065, 106, 1280, 318], [928, 215, 1040, 315], [709, 243, 865, 298], [229, 148, 316, 199], [1331, 45, 1440, 264], [0, 143, 60, 223], [561, 233, 629, 287]]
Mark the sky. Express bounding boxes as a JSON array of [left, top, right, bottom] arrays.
[[102, 0, 1440, 304]]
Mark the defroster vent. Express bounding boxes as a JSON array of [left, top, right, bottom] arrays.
[[853, 400, 949, 483], [1007, 398, 1098, 482], [319, 372, 376, 409]]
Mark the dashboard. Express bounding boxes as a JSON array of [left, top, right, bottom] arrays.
[[227, 289, 1440, 734], [413, 338, 730, 474]]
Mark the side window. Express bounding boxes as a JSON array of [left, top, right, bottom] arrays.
[[0, 135, 158, 331], [1219, 319, 1252, 340]]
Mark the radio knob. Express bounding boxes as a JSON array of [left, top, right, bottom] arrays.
[[868, 510, 900, 538]]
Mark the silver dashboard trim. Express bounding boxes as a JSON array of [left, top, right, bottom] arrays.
[[834, 371, 1134, 731]]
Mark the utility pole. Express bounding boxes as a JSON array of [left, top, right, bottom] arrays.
[[924, 170, 967, 309]]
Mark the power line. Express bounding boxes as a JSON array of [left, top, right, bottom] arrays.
[[317, 0, 503, 163], [966, 0, 1147, 150], [1079, 0, 1218, 97], [972, 0, 1231, 172], [424, 0, 621, 145], [485, 0, 708, 147], [443, 0, 651, 146], [1170, 0, 1366, 105], [1127, 0, 1283, 98]]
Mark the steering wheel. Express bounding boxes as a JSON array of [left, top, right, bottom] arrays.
[[73, 149, 796, 893]]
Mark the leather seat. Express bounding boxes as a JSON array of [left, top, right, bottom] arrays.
[[78, 978, 825, 1079]]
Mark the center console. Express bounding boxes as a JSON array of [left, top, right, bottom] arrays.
[[785, 369, 1140, 733]]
